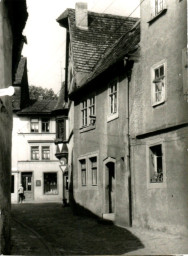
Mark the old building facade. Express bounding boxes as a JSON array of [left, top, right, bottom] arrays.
[[130, 0, 188, 235], [0, 0, 27, 253], [56, 0, 187, 236]]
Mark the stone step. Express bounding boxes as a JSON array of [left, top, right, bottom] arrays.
[[102, 213, 115, 221]]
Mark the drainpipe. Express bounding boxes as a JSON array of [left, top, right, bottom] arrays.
[[124, 57, 133, 226]]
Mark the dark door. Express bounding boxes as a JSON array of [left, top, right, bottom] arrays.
[[21, 172, 33, 201], [108, 163, 115, 213]]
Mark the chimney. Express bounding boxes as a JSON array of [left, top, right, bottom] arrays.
[[75, 2, 88, 30]]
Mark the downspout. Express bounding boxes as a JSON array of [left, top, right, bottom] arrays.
[[124, 57, 133, 226]]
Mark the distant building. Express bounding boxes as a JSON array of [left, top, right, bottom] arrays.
[[0, 0, 28, 253], [11, 58, 62, 203]]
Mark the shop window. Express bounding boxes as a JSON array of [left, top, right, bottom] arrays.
[[30, 119, 39, 132], [80, 159, 87, 186], [11, 175, 14, 193], [42, 118, 50, 132], [149, 144, 163, 183], [42, 146, 50, 160], [31, 146, 39, 160], [44, 173, 58, 195], [90, 157, 97, 186]]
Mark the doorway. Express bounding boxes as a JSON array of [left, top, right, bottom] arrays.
[[103, 158, 116, 214], [21, 172, 33, 201]]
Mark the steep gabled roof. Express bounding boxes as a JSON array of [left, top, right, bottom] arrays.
[[57, 8, 138, 74], [17, 99, 57, 116], [79, 21, 141, 88]]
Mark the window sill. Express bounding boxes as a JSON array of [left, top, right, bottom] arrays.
[[80, 124, 96, 133], [107, 113, 119, 123], [148, 9, 167, 25], [152, 100, 165, 108], [147, 182, 166, 189]]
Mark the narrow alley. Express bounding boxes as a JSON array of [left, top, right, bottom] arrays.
[[11, 203, 188, 255]]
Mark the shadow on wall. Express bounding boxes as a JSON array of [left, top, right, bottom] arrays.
[[67, 166, 144, 255]]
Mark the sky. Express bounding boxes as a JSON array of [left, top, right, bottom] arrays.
[[22, 0, 140, 94]]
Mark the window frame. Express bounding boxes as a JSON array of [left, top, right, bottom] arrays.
[[30, 118, 39, 133], [80, 95, 96, 130], [31, 146, 39, 160], [41, 118, 50, 133], [107, 79, 119, 122], [151, 59, 167, 107], [42, 146, 50, 160], [89, 156, 98, 186], [43, 172, 58, 195], [146, 139, 166, 189], [79, 159, 87, 186]]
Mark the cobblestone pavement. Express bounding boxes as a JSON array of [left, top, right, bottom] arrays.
[[11, 203, 188, 255]]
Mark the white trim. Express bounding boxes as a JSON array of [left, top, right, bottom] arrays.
[[151, 59, 167, 107], [146, 138, 167, 189], [107, 79, 119, 122]]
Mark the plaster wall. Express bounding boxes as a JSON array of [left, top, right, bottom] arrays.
[[73, 72, 130, 225], [0, 2, 12, 253], [129, 0, 188, 235]]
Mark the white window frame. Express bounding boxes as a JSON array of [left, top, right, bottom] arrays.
[[42, 146, 50, 160], [107, 79, 119, 122], [31, 146, 39, 160], [80, 95, 96, 128], [89, 155, 98, 186], [79, 158, 87, 186], [30, 144, 51, 161], [151, 59, 167, 106], [146, 139, 166, 189], [78, 151, 99, 189], [30, 118, 39, 133]]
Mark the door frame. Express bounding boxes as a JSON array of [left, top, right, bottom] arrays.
[[103, 157, 116, 214], [20, 171, 34, 201]]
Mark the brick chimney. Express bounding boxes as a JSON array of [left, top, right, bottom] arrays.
[[75, 2, 88, 30]]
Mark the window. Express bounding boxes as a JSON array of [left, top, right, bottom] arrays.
[[42, 118, 50, 132], [81, 100, 87, 127], [155, 0, 164, 15], [42, 146, 50, 160], [107, 79, 118, 122], [109, 82, 117, 114], [31, 119, 39, 132], [56, 119, 65, 140], [44, 173, 58, 195], [151, 60, 166, 106], [89, 96, 96, 124], [11, 175, 14, 193], [31, 146, 39, 160], [80, 159, 87, 186], [149, 144, 163, 183], [90, 157, 97, 186]]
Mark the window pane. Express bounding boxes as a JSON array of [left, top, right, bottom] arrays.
[[44, 173, 58, 195], [149, 145, 163, 183], [42, 119, 50, 132], [42, 146, 50, 160], [31, 146, 39, 160], [31, 119, 39, 132]]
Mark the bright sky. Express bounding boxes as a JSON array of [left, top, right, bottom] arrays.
[[22, 0, 140, 94]]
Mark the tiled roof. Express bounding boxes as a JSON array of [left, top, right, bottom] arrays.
[[14, 57, 26, 85], [78, 21, 141, 88], [17, 99, 57, 115], [57, 9, 138, 74]]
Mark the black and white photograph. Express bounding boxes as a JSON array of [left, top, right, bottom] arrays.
[[0, 0, 187, 255]]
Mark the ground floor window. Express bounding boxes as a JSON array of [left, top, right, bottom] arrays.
[[80, 159, 87, 186], [149, 144, 163, 183], [44, 173, 58, 195], [90, 157, 97, 186], [11, 175, 14, 193]]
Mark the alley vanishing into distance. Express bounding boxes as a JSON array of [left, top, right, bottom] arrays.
[[11, 203, 188, 255]]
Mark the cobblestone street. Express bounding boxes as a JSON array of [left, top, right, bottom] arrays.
[[11, 203, 188, 255]]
